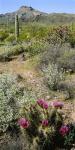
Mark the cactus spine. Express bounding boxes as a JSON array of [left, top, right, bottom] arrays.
[[15, 14, 19, 41]]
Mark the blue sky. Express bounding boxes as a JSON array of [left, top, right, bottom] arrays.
[[0, 0, 75, 14]]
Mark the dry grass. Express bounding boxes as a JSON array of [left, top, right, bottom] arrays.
[[0, 55, 40, 75]]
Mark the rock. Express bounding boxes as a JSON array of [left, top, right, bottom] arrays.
[[18, 53, 26, 61]]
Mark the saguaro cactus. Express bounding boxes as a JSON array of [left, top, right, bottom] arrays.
[[72, 22, 74, 31], [7, 16, 9, 30], [15, 14, 19, 41]]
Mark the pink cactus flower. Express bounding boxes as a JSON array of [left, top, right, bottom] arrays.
[[43, 101, 49, 109], [18, 118, 30, 128], [37, 99, 48, 109], [59, 125, 69, 136], [37, 99, 44, 107], [50, 101, 64, 108], [42, 119, 49, 127]]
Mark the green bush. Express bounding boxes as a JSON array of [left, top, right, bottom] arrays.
[[0, 45, 25, 61], [0, 41, 49, 61], [5, 34, 15, 43], [0, 73, 38, 132], [43, 63, 64, 90], [26, 40, 50, 56], [19, 32, 31, 41], [58, 81, 75, 99], [47, 26, 69, 45], [0, 73, 27, 132], [41, 44, 62, 66], [19, 23, 49, 41], [68, 30, 75, 48], [41, 43, 75, 72], [57, 49, 75, 72], [0, 30, 9, 41]]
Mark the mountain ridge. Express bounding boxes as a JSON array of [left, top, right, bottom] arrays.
[[0, 5, 75, 24]]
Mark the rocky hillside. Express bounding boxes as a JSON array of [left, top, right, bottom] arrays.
[[0, 6, 75, 24], [0, 6, 46, 23]]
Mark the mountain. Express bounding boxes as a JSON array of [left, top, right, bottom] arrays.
[[0, 6, 47, 24], [0, 6, 75, 25]]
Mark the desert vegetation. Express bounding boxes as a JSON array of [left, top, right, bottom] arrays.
[[0, 6, 75, 150]]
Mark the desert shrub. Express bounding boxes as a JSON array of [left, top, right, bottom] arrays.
[[0, 41, 49, 61], [47, 26, 69, 45], [34, 26, 49, 40], [0, 73, 37, 135], [58, 81, 75, 99], [19, 23, 49, 41], [0, 30, 9, 41], [0, 73, 26, 133], [19, 32, 31, 41], [56, 26, 69, 41], [0, 133, 31, 150], [0, 91, 13, 133], [9, 45, 25, 55], [5, 34, 15, 43], [0, 45, 25, 61], [40, 43, 71, 68], [41, 43, 75, 72], [40, 44, 62, 66], [43, 63, 64, 90], [57, 49, 75, 72], [68, 30, 75, 48], [26, 40, 50, 56]]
